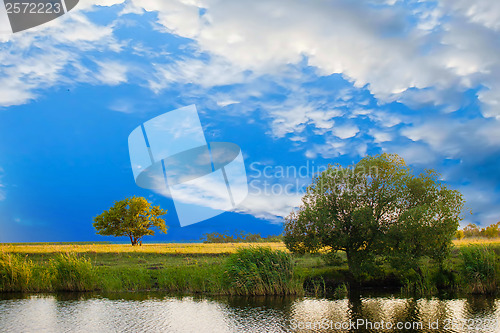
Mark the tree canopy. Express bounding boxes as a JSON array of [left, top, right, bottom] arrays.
[[93, 196, 168, 245], [284, 153, 464, 278]]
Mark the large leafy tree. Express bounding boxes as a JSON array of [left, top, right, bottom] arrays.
[[385, 169, 464, 270], [284, 153, 464, 278], [93, 196, 168, 245]]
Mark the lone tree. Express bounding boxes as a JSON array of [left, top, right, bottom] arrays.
[[93, 196, 168, 246], [284, 153, 464, 278]]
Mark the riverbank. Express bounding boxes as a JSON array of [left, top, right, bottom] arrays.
[[1, 241, 499, 295]]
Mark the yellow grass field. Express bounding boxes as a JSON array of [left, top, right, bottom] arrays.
[[452, 238, 500, 246], [1, 238, 499, 255], [0, 242, 288, 254]]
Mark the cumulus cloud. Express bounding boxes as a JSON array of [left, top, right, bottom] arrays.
[[136, 0, 475, 102], [332, 124, 359, 139], [3, 0, 500, 225], [0, 3, 125, 107], [128, 0, 500, 145], [149, 56, 248, 92], [440, 0, 500, 32], [95, 61, 128, 85], [400, 117, 500, 160], [236, 192, 303, 223]]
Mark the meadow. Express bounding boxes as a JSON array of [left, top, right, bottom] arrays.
[[0, 242, 310, 295], [453, 237, 500, 246], [0, 240, 499, 295]]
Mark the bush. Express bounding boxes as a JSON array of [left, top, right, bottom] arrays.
[[52, 253, 96, 291], [223, 247, 299, 295], [321, 251, 344, 266], [460, 245, 496, 294], [0, 252, 34, 292]]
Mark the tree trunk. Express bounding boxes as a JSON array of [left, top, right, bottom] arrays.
[[129, 234, 137, 246], [346, 250, 353, 273], [345, 250, 360, 286]]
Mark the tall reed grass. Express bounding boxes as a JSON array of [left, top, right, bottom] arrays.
[[0, 252, 97, 292], [222, 247, 301, 295], [460, 245, 496, 294], [0, 252, 34, 292], [52, 253, 96, 291]]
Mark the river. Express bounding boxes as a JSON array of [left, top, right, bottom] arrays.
[[0, 291, 499, 332]]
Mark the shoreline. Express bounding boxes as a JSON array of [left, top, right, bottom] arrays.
[[1, 241, 499, 296]]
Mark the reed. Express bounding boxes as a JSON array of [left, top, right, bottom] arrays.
[[0, 252, 34, 292], [52, 253, 97, 292], [459, 245, 496, 294], [222, 247, 301, 295]]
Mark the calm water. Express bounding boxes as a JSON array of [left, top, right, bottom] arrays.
[[0, 292, 499, 332]]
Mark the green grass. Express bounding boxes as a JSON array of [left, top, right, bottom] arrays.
[[223, 247, 301, 295], [1, 242, 500, 295], [0, 244, 294, 294], [0, 252, 97, 292], [0, 252, 34, 292], [459, 245, 497, 294], [52, 253, 97, 291]]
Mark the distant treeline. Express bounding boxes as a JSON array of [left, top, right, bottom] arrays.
[[201, 231, 283, 243], [457, 222, 500, 239]]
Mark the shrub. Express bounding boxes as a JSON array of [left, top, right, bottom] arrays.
[[223, 247, 299, 295], [321, 251, 344, 266]]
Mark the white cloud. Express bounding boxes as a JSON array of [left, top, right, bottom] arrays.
[[123, 0, 500, 127], [216, 100, 239, 107], [305, 140, 348, 159], [131, 0, 202, 39], [3, 0, 500, 225], [0, 3, 124, 107], [237, 192, 303, 222], [387, 143, 438, 166], [137, 0, 463, 102], [458, 185, 500, 227], [370, 130, 393, 143], [96, 61, 128, 85], [440, 0, 500, 32], [108, 98, 134, 113], [400, 117, 500, 160], [0, 80, 35, 107], [149, 57, 248, 92], [332, 124, 359, 139]]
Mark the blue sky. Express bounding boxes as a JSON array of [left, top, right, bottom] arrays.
[[1, 0, 500, 242]]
